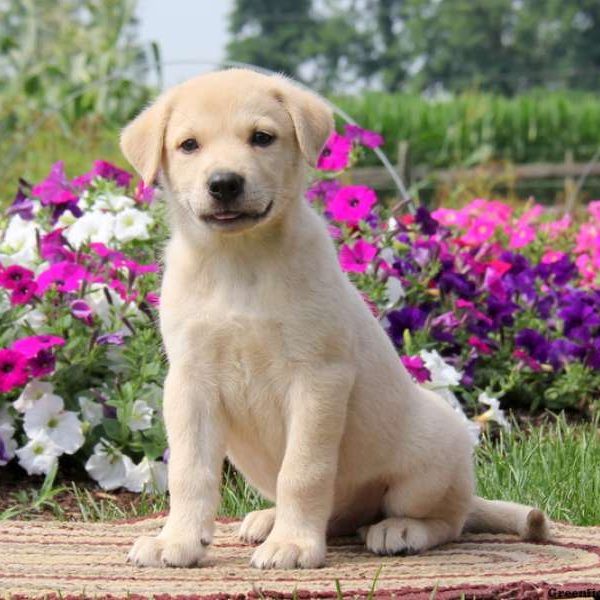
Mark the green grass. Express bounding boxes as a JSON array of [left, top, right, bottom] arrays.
[[2, 416, 598, 525]]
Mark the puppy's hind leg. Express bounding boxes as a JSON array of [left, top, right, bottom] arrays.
[[360, 473, 472, 556]]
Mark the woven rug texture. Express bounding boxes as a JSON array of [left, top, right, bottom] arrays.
[[2, 515, 600, 600]]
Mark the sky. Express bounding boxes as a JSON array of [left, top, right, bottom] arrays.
[[136, 0, 233, 88]]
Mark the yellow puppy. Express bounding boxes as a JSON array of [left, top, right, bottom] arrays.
[[121, 69, 549, 570]]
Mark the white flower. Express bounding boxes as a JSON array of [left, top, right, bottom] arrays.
[[127, 400, 154, 432], [15, 433, 61, 475], [124, 457, 168, 493], [23, 393, 84, 454], [93, 193, 135, 212], [0, 216, 38, 268], [14, 380, 54, 413], [141, 383, 163, 410], [385, 277, 405, 306], [419, 350, 463, 388], [0, 419, 17, 466], [113, 208, 153, 243], [85, 442, 127, 490], [86, 285, 123, 326], [78, 396, 103, 427], [476, 392, 511, 430], [56, 211, 78, 228], [65, 211, 114, 248]]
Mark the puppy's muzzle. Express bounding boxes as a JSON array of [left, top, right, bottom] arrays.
[[207, 171, 245, 204]]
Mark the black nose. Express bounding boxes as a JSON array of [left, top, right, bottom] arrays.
[[207, 171, 245, 202]]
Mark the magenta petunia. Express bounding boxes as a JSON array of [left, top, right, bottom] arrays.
[[10, 280, 37, 306], [73, 160, 132, 189], [123, 259, 159, 276], [11, 335, 65, 359], [0, 265, 35, 290], [339, 239, 377, 273], [71, 299, 94, 324], [27, 349, 56, 378], [145, 292, 160, 307], [431, 207, 469, 228], [327, 186, 377, 225], [317, 132, 352, 171], [134, 180, 155, 203], [36, 261, 90, 294], [40, 229, 74, 263], [31, 161, 78, 206], [0, 348, 29, 392], [401, 355, 430, 383], [344, 124, 384, 149]]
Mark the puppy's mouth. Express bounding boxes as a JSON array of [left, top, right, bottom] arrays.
[[201, 201, 273, 231]]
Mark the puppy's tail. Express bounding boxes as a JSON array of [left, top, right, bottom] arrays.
[[463, 496, 550, 541]]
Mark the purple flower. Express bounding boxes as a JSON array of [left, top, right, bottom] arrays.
[[305, 179, 341, 203], [71, 300, 93, 324], [486, 296, 519, 329], [415, 206, 438, 236], [73, 160, 132, 189], [344, 124, 384, 149], [31, 161, 78, 206], [587, 339, 600, 370], [515, 329, 549, 363], [548, 339, 585, 371], [558, 300, 600, 342], [6, 180, 34, 220], [438, 271, 477, 299], [536, 255, 577, 287], [387, 307, 428, 346], [40, 230, 73, 263], [97, 332, 125, 346]]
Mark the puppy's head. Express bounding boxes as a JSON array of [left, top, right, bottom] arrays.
[[121, 69, 333, 235]]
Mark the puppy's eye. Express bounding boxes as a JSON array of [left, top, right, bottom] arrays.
[[179, 138, 199, 153], [250, 131, 275, 147]]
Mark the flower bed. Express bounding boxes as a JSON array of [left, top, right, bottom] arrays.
[[1, 127, 599, 491]]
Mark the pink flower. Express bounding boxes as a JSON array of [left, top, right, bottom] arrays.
[[588, 200, 600, 222], [317, 132, 352, 171], [518, 204, 544, 226], [401, 356, 430, 383], [344, 124, 384, 149], [11, 335, 65, 358], [10, 280, 37, 305], [460, 218, 497, 246], [0, 265, 35, 290], [574, 223, 600, 254], [73, 160, 132, 189], [431, 207, 469, 228], [326, 224, 342, 239], [508, 225, 536, 249], [71, 299, 93, 324], [541, 250, 566, 264], [36, 261, 90, 294], [123, 260, 159, 276], [134, 180, 155, 203], [0, 349, 28, 392], [486, 201, 513, 223], [31, 161, 78, 206], [468, 336, 493, 355], [541, 214, 572, 238], [327, 186, 377, 225], [28, 349, 56, 378], [145, 292, 160, 307], [339, 239, 377, 273], [40, 229, 74, 263]]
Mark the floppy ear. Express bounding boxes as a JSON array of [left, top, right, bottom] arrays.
[[120, 93, 172, 185], [275, 79, 334, 167]]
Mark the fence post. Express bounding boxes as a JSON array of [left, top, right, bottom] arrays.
[[563, 150, 577, 213]]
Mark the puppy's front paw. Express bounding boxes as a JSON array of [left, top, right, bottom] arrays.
[[127, 534, 208, 568], [250, 535, 325, 569], [239, 508, 276, 544], [362, 517, 429, 556]]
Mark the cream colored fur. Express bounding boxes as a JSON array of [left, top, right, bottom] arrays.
[[121, 68, 549, 570]]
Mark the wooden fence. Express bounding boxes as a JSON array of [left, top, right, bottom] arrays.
[[349, 142, 600, 208]]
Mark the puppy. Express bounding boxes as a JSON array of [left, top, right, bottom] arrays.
[[121, 68, 549, 570]]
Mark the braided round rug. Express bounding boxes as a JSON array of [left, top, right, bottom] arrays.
[[2, 515, 600, 600]]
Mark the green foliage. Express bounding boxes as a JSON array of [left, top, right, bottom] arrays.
[[334, 90, 600, 167]]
